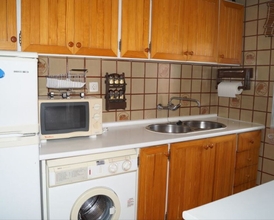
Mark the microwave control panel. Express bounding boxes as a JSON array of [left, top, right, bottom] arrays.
[[90, 98, 102, 135]]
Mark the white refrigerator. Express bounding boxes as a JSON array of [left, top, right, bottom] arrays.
[[0, 51, 42, 219]]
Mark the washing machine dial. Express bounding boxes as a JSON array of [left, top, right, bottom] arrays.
[[109, 163, 118, 173], [122, 160, 132, 171]]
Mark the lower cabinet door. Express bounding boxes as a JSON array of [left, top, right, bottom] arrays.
[[167, 135, 236, 220], [137, 145, 168, 220]]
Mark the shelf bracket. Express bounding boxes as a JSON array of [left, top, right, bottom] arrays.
[[216, 68, 253, 90]]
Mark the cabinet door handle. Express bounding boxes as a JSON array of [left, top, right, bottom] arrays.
[[219, 54, 225, 58], [183, 51, 189, 55], [163, 153, 170, 159], [203, 145, 209, 150], [10, 36, 17, 43], [189, 51, 194, 56], [144, 48, 150, 53], [76, 42, 82, 48], [209, 143, 214, 149], [249, 140, 254, 144], [68, 41, 74, 47]]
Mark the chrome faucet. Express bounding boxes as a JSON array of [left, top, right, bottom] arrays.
[[157, 96, 200, 111]]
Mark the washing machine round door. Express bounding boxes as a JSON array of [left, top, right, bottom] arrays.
[[71, 187, 121, 220]]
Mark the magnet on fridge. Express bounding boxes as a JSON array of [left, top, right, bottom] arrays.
[[0, 69, 5, 78]]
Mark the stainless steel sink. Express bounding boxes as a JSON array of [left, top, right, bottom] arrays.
[[146, 120, 226, 134], [146, 124, 191, 133], [182, 120, 226, 131]]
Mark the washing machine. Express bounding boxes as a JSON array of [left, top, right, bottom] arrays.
[[41, 149, 138, 220]]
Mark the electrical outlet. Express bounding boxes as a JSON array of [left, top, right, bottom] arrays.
[[89, 82, 98, 92]]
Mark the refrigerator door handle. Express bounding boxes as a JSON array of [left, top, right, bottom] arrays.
[[0, 132, 37, 138]]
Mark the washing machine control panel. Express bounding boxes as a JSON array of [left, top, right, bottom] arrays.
[[89, 156, 137, 179], [47, 149, 138, 187]]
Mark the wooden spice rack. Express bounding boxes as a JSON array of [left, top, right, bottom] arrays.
[[105, 72, 127, 110]]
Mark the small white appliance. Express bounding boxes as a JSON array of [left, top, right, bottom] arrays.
[[41, 149, 138, 220], [38, 96, 102, 141], [0, 51, 42, 219]]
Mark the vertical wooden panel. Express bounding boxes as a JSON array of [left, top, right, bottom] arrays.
[[137, 145, 168, 220], [168, 139, 215, 220], [0, 0, 17, 50], [151, 0, 188, 60], [121, 0, 150, 58], [21, 0, 73, 54], [74, 0, 118, 56], [187, 0, 219, 62], [218, 0, 244, 64], [212, 134, 236, 200]]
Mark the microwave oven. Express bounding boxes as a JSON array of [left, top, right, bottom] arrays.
[[38, 96, 102, 140]]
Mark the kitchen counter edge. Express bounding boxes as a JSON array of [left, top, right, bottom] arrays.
[[39, 114, 265, 160]]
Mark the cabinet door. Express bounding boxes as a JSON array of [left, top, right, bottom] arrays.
[[168, 135, 236, 220], [211, 134, 236, 201], [22, 0, 118, 56], [218, 0, 244, 64], [74, 0, 118, 56], [168, 139, 216, 220], [151, 0, 188, 60], [187, 0, 218, 62], [137, 145, 168, 220], [0, 0, 17, 50], [121, 0, 150, 58], [21, 0, 73, 54]]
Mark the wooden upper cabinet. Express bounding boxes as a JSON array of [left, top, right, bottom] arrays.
[[151, 0, 188, 60], [151, 0, 218, 62], [21, 0, 73, 54], [121, 0, 150, 58], [218, 0, 244, 64], [74, 0, 118, 56], [187, 0, 219, 62], [0, 0, 17, 51], [21, 0, 118, 56]]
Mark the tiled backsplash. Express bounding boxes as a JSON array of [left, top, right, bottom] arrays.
[[240, 0, 274, 184], [38, 58, 219, 122], [37, 0, 274, 184]]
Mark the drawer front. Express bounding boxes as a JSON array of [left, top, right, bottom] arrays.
[[235, 148, 260, 169], [233, 180, 256, 194], [237, 130, 261, 152], [234, 164, 258, 186]]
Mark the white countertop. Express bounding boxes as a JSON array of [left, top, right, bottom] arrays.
[[39, 114, 264, 160], [183, 180, 274, 220]]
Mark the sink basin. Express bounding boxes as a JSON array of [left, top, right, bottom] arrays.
[[183, 120, 226, 131], [146, 120, 226, 134], [146, 124, 191, 133]]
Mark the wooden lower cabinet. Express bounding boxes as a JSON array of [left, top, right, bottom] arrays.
[[167, 135, 236, 220], [233, 130, 261, 193], [137, 134, 236, 220], [137, 145, 169, 219]]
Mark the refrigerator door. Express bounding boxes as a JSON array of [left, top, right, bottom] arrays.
[[0, 144, 41, 220], [0, 52, 42, 219], [0, 52, 38, 145]]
